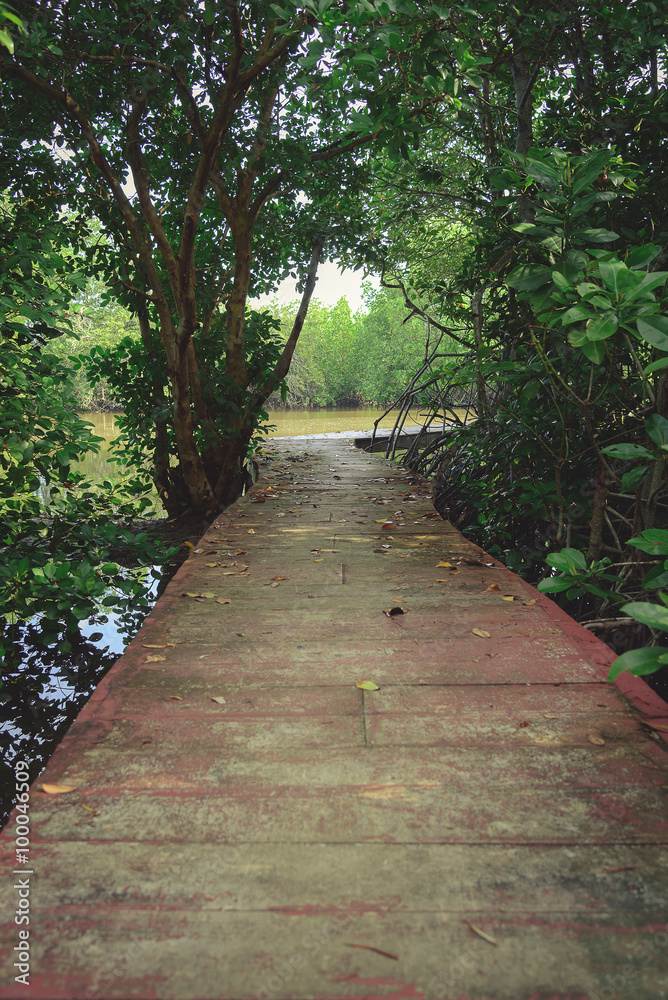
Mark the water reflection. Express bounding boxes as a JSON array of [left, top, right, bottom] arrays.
[[0, 566, 163, 827]]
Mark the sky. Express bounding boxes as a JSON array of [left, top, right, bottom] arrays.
[[252, 260, 378, 313]]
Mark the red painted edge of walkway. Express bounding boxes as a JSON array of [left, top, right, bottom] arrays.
[[456, 537, 668, 741]]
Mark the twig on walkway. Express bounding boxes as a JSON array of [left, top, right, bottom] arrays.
[[345, 943, 399, 960]]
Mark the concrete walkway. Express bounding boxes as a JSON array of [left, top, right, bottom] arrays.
[[2, 436, 668, 1000]]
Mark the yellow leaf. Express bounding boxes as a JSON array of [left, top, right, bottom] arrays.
[[523, 599, 537, 605], [201, 592, 216, 600], [501, 596, 516, 602], [146, 655, 166, 662], [246, 528, 255, 534], [314, 558, 324, 562], [472, 628, 491, 638], [588, 732, 605, 746], [356, 679, 380, 691], [40, 784, 75, 795], [464, 920, 499, 947], [142, 643, 174, 648], [215, 597, 232, 605], [183, 540, 194, 550], [485, 583, 500, 591], [544, 714, 558, 719], [437, 561, 453, 568], [204, 562, 220, 568], [170, 695, 182, 701], [210, 696, 227, 705]]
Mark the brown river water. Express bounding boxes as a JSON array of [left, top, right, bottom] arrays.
[[76, 406, 432, 482]]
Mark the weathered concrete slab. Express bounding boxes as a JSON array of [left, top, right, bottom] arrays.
[[1, 436, 667, 999]]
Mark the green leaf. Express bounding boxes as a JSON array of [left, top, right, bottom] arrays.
[[512, 223, 555, 238], [0, 28, 14, 54], [586, 311, 618, 340], [546, 547, 587, 574], [628, 529, 668, 556], [506, 264, 552, 291], [622, 600, 668, 631], [601, 443, 655, 460], [571, 150, 612, 195], [641, 563, 668, 589], [621, 466, 649, 491], [644, 357, 668, 375], [608, 646, 668, 680], [572, 228, 620, 243], [637, 315, 668, 351], [626, 271, 668, 303], [645, 414, 668, 448], [561, 304, 596, 324], [536, 577, 573, 593], [581, 339, 605, 364], [625, 245, 661, 270]]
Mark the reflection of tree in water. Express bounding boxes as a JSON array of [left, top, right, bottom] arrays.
[[0, 604, 151, 827]]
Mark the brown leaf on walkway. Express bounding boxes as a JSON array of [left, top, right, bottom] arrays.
[[485, 583, 500, 591], [270, 582, 280, 588], [215, 597, 232, 605], [384, 606, 407, 617], [524, 599, 537, 605], [472, 628, 491, 638], [170, 695, 182, 701], [381, 522, 395, 530], [271, 576, 289, 581], [345, 943, 398, 960], [204, 562, 220, 568], [246, 528, 255, 534], [146, 655, 166, 662], [501, 596, 516, 602], [210, 696, 227, 705], [40, 784, 76, 795], [517, 720, 531, 729], [356, 680, 380, 691], [588, 732, 606, 746], [142, 643, 175, 648], [544, 714, 558, 719], [464, 921, 499, 946]]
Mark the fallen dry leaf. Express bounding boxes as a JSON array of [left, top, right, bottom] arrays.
[[314, 557, 324, 562], [40, 784, 75, 795], [142, 643, 175, 648], [204, 562, 220, 568], [464, 921, 499, 947], [272, 576, 289, 581], [501, 596, 516, 602], [485, 583, 500, 591], [210, 696, 227, 705], [523, 599, 537, 606], [345, 943, 398, 960], [381, 522, 395, 531], [437, 561, 453, 568], [517, 720, 531, 729], [588, 732, 606, 746], [170, 695, 182, 701], [356, 679, 380, 691], [544, 714, 558, 719], [246, 528, 255, 534], [146, 655, 166, 662], [270, 581, 280, 588], [215, 597, 232, 605], [472, 628, 491, 638]]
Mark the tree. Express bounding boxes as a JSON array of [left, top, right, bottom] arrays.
[[2, 0, 483, 516], [0, 195, 173, 668]]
